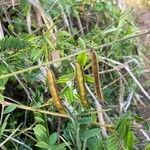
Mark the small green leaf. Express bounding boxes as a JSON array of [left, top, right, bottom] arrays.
[[8, 24, 14, 32], [126, 131, 134, 150], [87, 137, 103, 150], [106, 133, 119, 150], [78, 37, 86, 50], [33, 125, 49, 142], [78, 117, 92, 125], [145, 144, 150, 150], [0, 94, 4, 101], [35, 141, 49, 149], [20, 0, 30, 15], [0, 115, 10, 139], [63, 82, 75, 103], [4, 104, 17, 114], [52, 143, 67, 150], [57, 73, 74, 84], [80, 128, 100, 140], [84, 75, 94, 83], [49, 132, 58, 146], [77, 52, 88, 67], [34, 117, 45, 124], [31, 48, 43, 61], [36, 124, 47, 132]]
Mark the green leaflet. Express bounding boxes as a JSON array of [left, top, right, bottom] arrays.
[[3, 104, 17, 114], [0, 115, 10, 139], [80, 128, 100, 140], [0, 36, 28, 51], [77, 51, 88, 67], [106, 133, 119, 150], [126, 131, 134, 150]]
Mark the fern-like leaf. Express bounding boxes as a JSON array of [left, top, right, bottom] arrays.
[[0, 36, 28, 51]]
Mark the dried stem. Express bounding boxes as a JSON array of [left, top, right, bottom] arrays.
[[85, 84, 107, 137]]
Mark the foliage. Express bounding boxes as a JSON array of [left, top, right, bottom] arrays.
[[0, 0, 148, 149]]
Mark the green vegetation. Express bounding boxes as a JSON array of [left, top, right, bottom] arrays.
[[0, 0, 149, 149]]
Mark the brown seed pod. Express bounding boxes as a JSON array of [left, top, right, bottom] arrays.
[[47, 69, 66, 114], [75, 62, 90, 108], [91, 49, 104, 103]]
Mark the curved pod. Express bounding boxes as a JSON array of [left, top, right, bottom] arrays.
[[75, 62, 90, 108]]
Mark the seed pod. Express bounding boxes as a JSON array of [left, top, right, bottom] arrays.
[[47, 69, 66, 113], [91, 49, 104, 103], [75, 62, 90, 108]]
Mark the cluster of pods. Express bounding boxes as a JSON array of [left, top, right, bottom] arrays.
[[47, 50, 104, 114]]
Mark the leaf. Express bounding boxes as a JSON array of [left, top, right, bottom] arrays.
[[0, 115, 10, 139], [36, 124, 47, 132], [34, 117, 45, 124], [0, 36, 28, 51], [52, 143, 67, 150], [3, 104, 17, 114], [0, 94, 4, 101], [126, 131, 134, 150], [78, 37, 86, 50], [49, 132, 58, 146], [78, 117, 92, 125], [20, 0, 30, 15], [57, 73, 74, 84], [103, 27, 118, 34], [84, 74, 94, 83], [106, 133, 119, 150], [117, 117, 131, 139], [77, 52, 88, 67], [63, 86, 74, 103], [87, 137, 104, 150], [145, 144, 150, 150], [35, 141, 49, 149], [80, 128, 100, 140], [8, 24, 14, 32], [31, 48, 43, 61], [33, 125, 49, 142]]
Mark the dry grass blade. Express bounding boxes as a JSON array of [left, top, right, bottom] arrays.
[[29, 0, 57, 40], [0, 50, 86, 80], [125, 64, 150, 100], [0, 20, 4, 39], [0, 0, 19, 6], [133, 122, 150, 141], [102, 65, 139, 90], [3, 134, 32, 150], [75, 62, 90, 108], [26, 6, 32, 33], [85, 84, 107, 137], [47, 69, 66, 113], [0, 100, 68, 118], [3, 60, 32, 101], [0, 124, 21, 147], [119, 78, 125, 113], [91, 49, 104, 102], [58, 1, 71, 34], [123, 91, 134, 112]]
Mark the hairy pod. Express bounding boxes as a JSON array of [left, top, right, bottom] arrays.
[[75, 62, 90, 108], [91, 49, 104, 103], [47, 69, 66, 113]]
